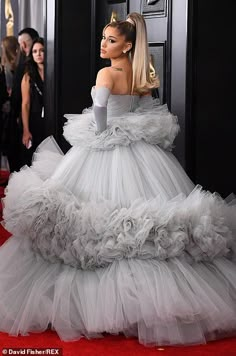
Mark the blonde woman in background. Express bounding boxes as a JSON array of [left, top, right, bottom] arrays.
[[1, 36, 19, 96], [0, 36, 19, 168]]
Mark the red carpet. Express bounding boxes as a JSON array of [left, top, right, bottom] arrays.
[[0, 171, 236, 355], [0, 223, 11, 245], [0, 329, 236, 356], [0, 170, 9, 186]]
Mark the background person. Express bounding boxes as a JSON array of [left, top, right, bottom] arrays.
[[0, 36, 19, 164], [21, 37, 45, 166], [1, 35, 20, 96], [6, 27, 39, 172], [0, 63, 9, 172]]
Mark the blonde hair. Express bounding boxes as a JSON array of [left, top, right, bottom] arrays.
[[127, 12, 159, 93], [1, 36, 19, 71], [104, 13, 159, 94]]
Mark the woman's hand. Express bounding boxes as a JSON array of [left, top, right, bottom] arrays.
[[22, 131, 32, 148]]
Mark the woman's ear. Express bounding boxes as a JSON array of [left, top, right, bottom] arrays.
[[124, 42, 132, 53]]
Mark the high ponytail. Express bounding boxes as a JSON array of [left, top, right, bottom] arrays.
[[127, 12, 159, 93]]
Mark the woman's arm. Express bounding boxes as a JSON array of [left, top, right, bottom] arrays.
[[93, 68, 113, 133], [21, 73, 32, 147]]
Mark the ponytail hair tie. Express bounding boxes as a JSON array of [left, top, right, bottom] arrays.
[[126, 18, 135, 26]]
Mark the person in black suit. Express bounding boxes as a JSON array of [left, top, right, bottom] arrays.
[[6, 27, 39, 172]]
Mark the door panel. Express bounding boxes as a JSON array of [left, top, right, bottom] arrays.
[[130, 0, 188, 167]]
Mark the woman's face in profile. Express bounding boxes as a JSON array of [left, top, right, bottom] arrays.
[[100, 26, 129, 59], [32, 43, 44, 65]]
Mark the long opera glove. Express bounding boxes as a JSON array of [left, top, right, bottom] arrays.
[[93, 86, 110, 133]]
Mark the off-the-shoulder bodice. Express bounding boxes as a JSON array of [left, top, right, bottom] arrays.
[[63, 87, 179, 151], [91, 86, 140, 117]]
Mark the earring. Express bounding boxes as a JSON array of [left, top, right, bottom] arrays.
[[123, 50, 126, 54]]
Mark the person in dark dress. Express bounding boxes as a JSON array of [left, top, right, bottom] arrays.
[[0, 63, 9, 131], [0, 65, 8, 106], [0, 63, 9, 171], [20, 37, 45, 166], [6, 28, 39, 172]]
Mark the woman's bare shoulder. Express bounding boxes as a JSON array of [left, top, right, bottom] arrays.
[[96, 67, 114, 90], [22, 72, 30, 83]]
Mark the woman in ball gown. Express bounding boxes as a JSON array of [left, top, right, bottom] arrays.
[[0, 12, 236, 346]]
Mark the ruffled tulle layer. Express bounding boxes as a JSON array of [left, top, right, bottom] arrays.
[[2, 166, 236, 269], [1, 235, 236, 345], [63, 100, 179, 151]]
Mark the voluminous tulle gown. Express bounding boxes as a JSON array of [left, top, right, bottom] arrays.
[[1, 87, 236, 346]]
